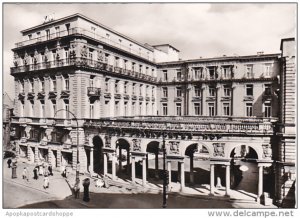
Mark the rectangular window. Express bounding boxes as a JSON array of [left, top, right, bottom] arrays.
[[223, 103, 230, 116], [209, 86, 215, 97], [194, 68, 203, 79], [246, 103, 253, 117], [139, 65, 143, 74], [55, 26, 60, 37], [124, 82, 128, 94], [36, 32, 41, 41], [176, 87, 182, 97], [90, 104, 94, 118], [195, 86, 201, 97], [132, 102, 136, 114], [194, 103, 201, 115], [264, 84, 272, 95], [223, 85, 231, 97], [30, 80, 34, 93], [65, 103, 69, 119], [163, 70, 168, 81], [223, 67, 231, 79], [177, 69, 182, 80], [41, 101, 45, 117], [115, 101, 119, 116], [162, 103, 168, 116], [30, 101, 34, 116], [209, 67, 216, 79], [208, 103, 215, 116], [65, 77, 69, 91], [162, 87, 168, 98], [46, 29, 50, 40], [132, 83, 136, 95], [264, 64, 272, 77], [139, 102, 142, 115], [19, 81, 24, 92], [105, 79, 109, 92], [124, 102, 128, 116], [246, 84, 253, 96], [139, 85, 142, 96], [28, 34, 32, 40], [52, 101, 56, 116], [41, 80, 45, 92], [246, 65, 253, 78], [264, 102, 271, 117], [115, 82, 119, 93], [176, 103, 182, 116]]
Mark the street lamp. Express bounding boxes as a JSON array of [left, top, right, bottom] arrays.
[[162, 132, 167, 208], [53, 109, 80, 182]]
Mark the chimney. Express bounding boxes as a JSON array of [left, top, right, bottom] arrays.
[[257, 51, 264, 55]]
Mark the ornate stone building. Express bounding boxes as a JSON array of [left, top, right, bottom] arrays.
[[9, 14, 295, 207]]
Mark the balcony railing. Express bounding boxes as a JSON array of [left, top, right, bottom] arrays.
[[11, 58, 157, 84], [15, 27, 154, 61], [87, 87, 101, 97], [84, 116, 276, 135]]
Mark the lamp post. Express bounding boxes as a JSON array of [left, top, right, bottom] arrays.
[[162, 132, 167, 208], [53, 109, 80, 182]]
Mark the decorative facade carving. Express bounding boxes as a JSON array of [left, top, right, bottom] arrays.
[[262, 144, 272, 158], [213, 143, 225, 157], [105, 135, 111, 148], [97, 50, 104, 62], [132, 138, 141, 152], [168, 141, 180, 155]]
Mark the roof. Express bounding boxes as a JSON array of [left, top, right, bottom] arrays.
[[152, 44, 180, 52], [280, 38, 295, 50], [21, 13, 154, 52], [157, 53, 280, 65]]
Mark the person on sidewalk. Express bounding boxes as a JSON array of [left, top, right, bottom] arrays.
[[22, 167, 28, 180], [73, 178, 80, 199], [33, 166, 39, 180], [48, 164, 53, 176], [39, 164, 44, 176], [43, 175, 49, 189], [7, 158, 12, 168], [61, 167, 67, 178]]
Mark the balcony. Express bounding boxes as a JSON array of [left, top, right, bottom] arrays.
[[114, 93, 121, 99], [174, 97, 182, 102], [221, 96, 231, 101], [146, 96, 150, 101], [244, 96, 254, 101], [132, 95, 137, 100], [263, 91, 272, 101], [15, 27, 154, 62], [104, 92, 111, 98], [123, 94, 130, 100], [139, 96, 144, 101], [152, 97, 155, 101], [192, 96, 202, 101], [49, 90, 57, 99], [61, 90, 70, 98], [83, 116, 276, 136], [18, 92, 25, 100], [206, 96, 216, 101], [27, 92, 35, 100], [160, 97, 168, 102], [87, 87, 101, 97], [114, 67, 123, 74], [37, 91, 45, 99]]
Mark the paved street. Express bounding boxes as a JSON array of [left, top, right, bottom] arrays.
[[3, 158, 277, 209]]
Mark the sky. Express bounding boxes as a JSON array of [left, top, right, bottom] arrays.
[[2, 3, 297, 98]]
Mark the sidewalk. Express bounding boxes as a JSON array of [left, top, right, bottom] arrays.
[[3, 158, 277, 208]]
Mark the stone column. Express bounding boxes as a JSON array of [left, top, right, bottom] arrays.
[[90, 148, 94, 173], [180, 161, 185, 191], [190, 154, 194, 185], [155, 152, 159, 179], [118, 146, 122, 173], [27, 145, 31, 162], [131, 156, 136, 184], [225, 164, 231, 196], [257, 165, 264, 202], [126, 149, 130, 174], [103, 153, 108, 176], [142, 157, 147, 186], [112, 152, 116, 180], [167, 161, 172, 190], [210, 164, 215, 195], [34, 146, 39, 163]]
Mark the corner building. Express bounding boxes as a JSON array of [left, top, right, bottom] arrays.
[[9, 14, 295, 207]]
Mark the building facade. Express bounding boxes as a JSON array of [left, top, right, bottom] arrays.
[[8, 14, 295, 207]]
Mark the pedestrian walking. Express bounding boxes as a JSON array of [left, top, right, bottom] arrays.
[[7, 158, 12, 168], [33, 166, 38, 180], [61, 167, 67, 178], [39, 165, 44, 176], [43, 175, 49, 189], [48, 164, 53, 176], [22, 167, 28, 180], [11, 160, 17, 179]]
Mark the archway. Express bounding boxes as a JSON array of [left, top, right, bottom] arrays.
[[116, 138, 130, 177], [230, 145, 259, 196], [146, 141, 160, 179], [93, 136, 103, 174], [185, 143, 210, 186]]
